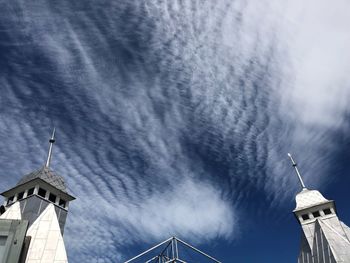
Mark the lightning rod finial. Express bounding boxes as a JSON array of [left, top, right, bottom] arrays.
[[45, 128, 56, 168], [288, 153, 306, 190]]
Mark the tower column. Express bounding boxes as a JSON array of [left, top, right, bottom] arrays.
[[0, 129, 75, 263]]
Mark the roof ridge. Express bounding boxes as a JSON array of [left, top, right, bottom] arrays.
[[319, 219, 350, 245]]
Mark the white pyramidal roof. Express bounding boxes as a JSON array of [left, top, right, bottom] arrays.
[[0, 201, 22, 220], [295, 188, 329, 210], [1, 202, 69, 263], [316, 219, 350, 262], [25, 203, 68, 263]]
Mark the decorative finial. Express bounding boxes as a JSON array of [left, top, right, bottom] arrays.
[[287, 153, 306, 190], [45, 128, 56, 168]]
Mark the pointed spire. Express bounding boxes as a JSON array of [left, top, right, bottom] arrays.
[[288, 153, 307, 190], [45, 128, 56, 168]]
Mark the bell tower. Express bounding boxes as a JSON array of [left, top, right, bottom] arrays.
[[0, 129, 75, 263], [288, 154, 350, 263]]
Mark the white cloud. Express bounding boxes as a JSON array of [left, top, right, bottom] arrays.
[[66, 177, 234, 261], [1, 0, 350, 261], [280, 0, 350, 128]]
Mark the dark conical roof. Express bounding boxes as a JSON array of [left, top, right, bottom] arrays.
[[17, 166, 68, 193]]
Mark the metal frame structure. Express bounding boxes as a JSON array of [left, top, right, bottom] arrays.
[[124, 237, 221, 263]]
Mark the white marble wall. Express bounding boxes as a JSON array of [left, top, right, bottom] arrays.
[[0, 202, 69, 263], [0, 202, 22, 220], [25, 204, 68, 263]]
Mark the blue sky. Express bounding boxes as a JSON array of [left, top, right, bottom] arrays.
[[1, 0, 350, 262]]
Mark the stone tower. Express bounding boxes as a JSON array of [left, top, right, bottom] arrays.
[[288, 154, 350, 263], [0, 130, 75, 263]]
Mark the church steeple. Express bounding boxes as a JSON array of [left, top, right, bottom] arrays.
[[1, 129, 75, 220], [289, 153, 350, 263], [0, 130, 75, 263]]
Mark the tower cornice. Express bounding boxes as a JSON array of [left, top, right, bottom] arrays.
[[0, 177, 75, 201]]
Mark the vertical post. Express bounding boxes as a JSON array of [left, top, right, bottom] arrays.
[[174, 238, 179, 259], [45, 128, 56, 168], [171, 237, 175, 260]]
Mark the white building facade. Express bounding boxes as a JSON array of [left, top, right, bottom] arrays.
[[0, 130, 75, 263], [295, 188, 350, 263], [289, 154, 350, 263]]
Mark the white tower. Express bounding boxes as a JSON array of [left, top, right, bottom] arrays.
[[288, 154, 350, 263], [0, 130, 75, 263]]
